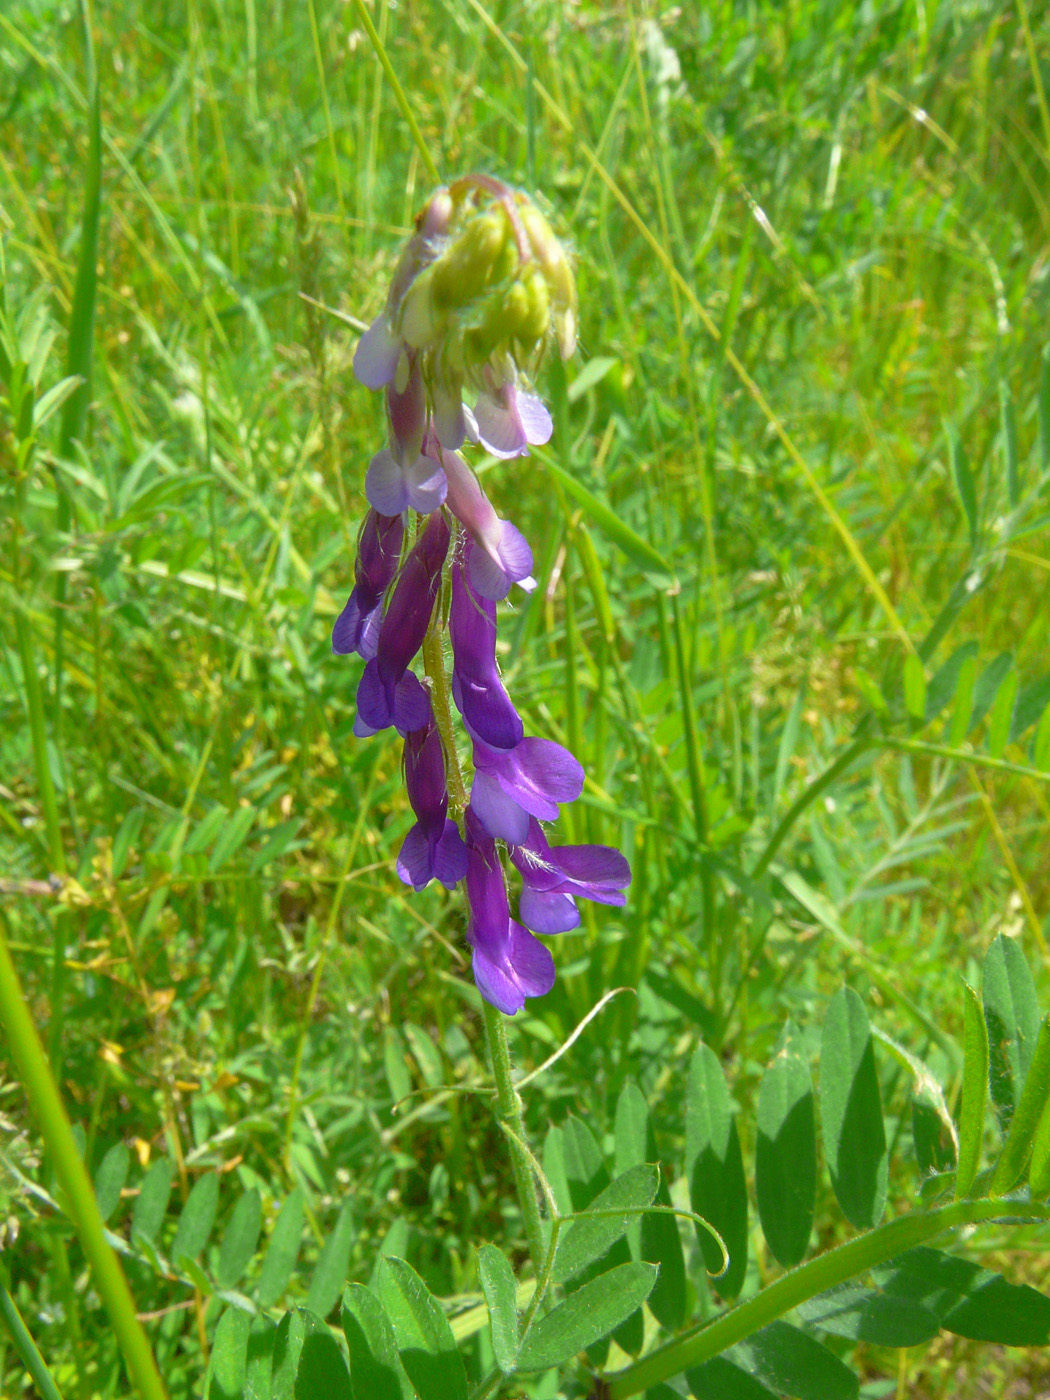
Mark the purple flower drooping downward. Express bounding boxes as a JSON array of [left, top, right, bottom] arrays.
[[336, 178, 632, 1016], [398, 712, 468, 892], [464, 812, 555, 1016], [332, 510, 405, 660]]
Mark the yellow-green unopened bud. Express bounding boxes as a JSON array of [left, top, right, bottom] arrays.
[[431, 209, 514, 310], [399, 268, 442, 350], [502, 266, 550, 346]]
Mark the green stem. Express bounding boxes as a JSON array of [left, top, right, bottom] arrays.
[[0, 1269, 64, 1400], [751, 736, 873, 881], [0, 916, 167, 1400], [605, 1198, 1050, 1397], [349, 0, 441, 185], [482, 999, 548, 1280]]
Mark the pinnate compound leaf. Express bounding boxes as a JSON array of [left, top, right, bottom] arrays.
[[516, 1261, 657, 1372], [820, 988, 887, 1228], [94, 1142, 130, 1223], [258, 1189, 306, 1308], [217, 1188, 262, 1289], [614, 1079, 686, 1329], [876, 1246, 1050, 1345], [797, 1282, 941, 1345], [755, 1023, 816, 1267], [131, 1158, 174, 1246], [686, 1044, 748, 1298], [477, 1244, 518, 1373], [293, 1328, 352, 1400], [172, 1171, 220, 1264], [983, 934, 1040, 1132], [341, 1284, 414, 1400], [956, 981, 989, 1198], [554, 1163, 658, 1283], [208, 1307, 251, 1400], [376, 1256, 468, 1400], [272, 1310, 329, 1400], [305, 1201, 354, 1319]]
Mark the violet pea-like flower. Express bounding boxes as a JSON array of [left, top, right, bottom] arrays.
[[439, 447, 534, 601], [471, 380, 553, 460], [468, 728, 583, 845], [449, 553, 523, 751], [365, 359, 448, 517], [464, 813, 555, 1015], [355, 511, 450, 736], [510, 817, 631, 934], [397, 714, 468, 892], [332, 510, 404, 660]]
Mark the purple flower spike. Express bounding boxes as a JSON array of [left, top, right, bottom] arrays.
[[397, 718, 467, 892], [465, 817, 555, 1015], [469, 732, 584, 844], [332, 510, 405, 659], [511, 817, 631, 934], [449, 556, 523, 751], [441, 451, 535, 601], [472, 382, 553, 460]]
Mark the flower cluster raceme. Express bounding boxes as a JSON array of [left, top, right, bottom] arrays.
[[334, 176, 630, 1016]]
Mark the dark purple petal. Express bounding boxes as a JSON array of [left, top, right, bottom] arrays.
[[520, 886, 580, 934], [354, 665, 430, 737], [404, 719, 446, 842], [332, 511, 404, 657], [449, 551, 523, 750], [397, 817, 466, 892], [375, 511, 450, 694], [388, 358, 425, 462], [511, 818, 631, 909], [472, 922, 555, 1014]]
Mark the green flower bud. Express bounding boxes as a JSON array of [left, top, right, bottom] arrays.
[[431, 208, 515, 310]]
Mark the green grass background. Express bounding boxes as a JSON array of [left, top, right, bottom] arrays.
[[1, 0, 1049, 1395]]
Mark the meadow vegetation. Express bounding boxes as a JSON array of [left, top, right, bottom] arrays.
[[2, 0, 1050, 1396]]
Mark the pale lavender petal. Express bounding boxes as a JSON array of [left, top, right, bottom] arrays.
[[472, 947, 528, 1016], [468, 520, 535, 602], [365, 449, 409, 515], [403, 456, 448, 514], [354, 315, 402, 389], [473, 390, 528, 459], [470, 772, 530, 845], [516, 390, 553, 445], [520, 886, 580, 934]]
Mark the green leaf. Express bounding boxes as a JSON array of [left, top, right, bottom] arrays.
[[903, 652, 927, 723], [539, 451, 676, 586], [376, 1257, 468, 1400], [686, 1044, 748, 1299], [991, 1014, 1050, 1194], [306, 1201, 354, 1320], [956, 981, 989, 1198], [1011, 673, 1050, 742], [926, 641, 979, 722], [554, 1164, 659, 1284], [986, 667, 1019, 758], [755, 1022, 816, 1267], [217, 1188, 262, 1290], [477, 1244, 518, 1373], [172, 1172, 220, 1264], [272, 1311, 329, 1400], [341, 1284, 414, 1400], [294, 1329, 352, 1400], [208, 1308, 251, 1400], [820, 988, 887, 1228], [246, 1316, 276, 1400], [983, 934, 1040, 1131], [728, 1320, 859, 1400], [1000, 377, 1020, 506], [798, 1282, 940, 1345], [132, 1158, 174, 1246], [614, 1080, 686, 1330], [687, 1356, 777, 1399], [1029, 1086, 1050, 1197], [948, 425, 978, 549], [516, 1261, 657, 1372], [970, 653, 1014, 733], [877, 1247, 1050, 1345], [93, 1142, 130, 1223], [947, 652, 978, 746], [1032, 700, 1050, 771], [258, 1189, 306, 1308]]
